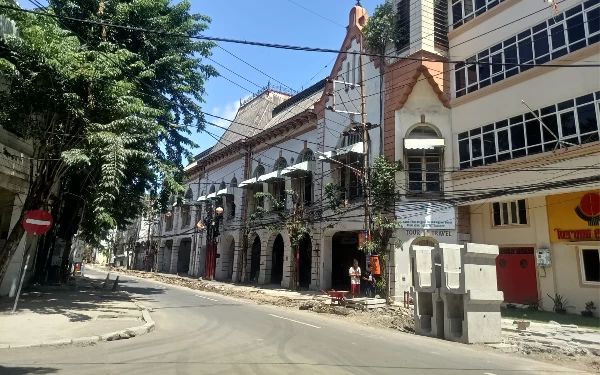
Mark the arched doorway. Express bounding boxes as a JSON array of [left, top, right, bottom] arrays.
[[162, 240, 173, 273], [271, 234, 284, 284], [331, 232, 365, 290], [250, 236, 261, 281], [178, 239, 192, 274], [298, 234, 312, 289]]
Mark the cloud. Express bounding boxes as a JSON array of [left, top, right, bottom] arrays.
[[209, 95, 251, 130]]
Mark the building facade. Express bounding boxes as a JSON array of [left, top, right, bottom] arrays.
[[448, 0, 600, 311]]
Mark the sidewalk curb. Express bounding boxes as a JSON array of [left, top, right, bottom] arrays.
[[1, 294, 155, 350]]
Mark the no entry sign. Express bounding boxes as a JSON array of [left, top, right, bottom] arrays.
[[23, 210, 53, 235]]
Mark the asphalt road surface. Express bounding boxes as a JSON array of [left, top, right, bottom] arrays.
[[0, 269, 590, 375]]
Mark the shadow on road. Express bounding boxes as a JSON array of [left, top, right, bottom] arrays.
[[0, 365, 58, 374], [0, 277, 165, 322]]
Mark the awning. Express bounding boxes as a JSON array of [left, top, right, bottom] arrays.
[[238, 177, 260, 189], [206, 192, 218, 200], [319, 142, 363, 160], [217, 187, 236, 196], [404, 138, 445, 150], [197, 195, 207, 202], [281, 161, 313, 178], [257, 170, 283, 183]]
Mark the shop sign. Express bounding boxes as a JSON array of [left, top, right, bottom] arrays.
[[547, 190, 600, 242], [397, 202, 455, 230], [405, 229, 453, 237]]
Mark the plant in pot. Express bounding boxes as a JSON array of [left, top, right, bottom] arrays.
[[525, 298, 542, 311], [581, 301, 596, 317], [547, 293, 574, 314]]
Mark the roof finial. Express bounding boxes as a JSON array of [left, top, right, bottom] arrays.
[[356, 0, 361, 6]]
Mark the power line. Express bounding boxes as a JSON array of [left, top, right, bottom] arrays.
[[2, 5, 598, 68]]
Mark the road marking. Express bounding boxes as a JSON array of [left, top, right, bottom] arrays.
[[268, 314, 321, 329], [484, 373, 497, 375], [195, 295, 218, 302]]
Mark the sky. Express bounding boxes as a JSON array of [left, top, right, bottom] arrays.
[[191, 0, 381, 155], [23, 0, 382, 156]]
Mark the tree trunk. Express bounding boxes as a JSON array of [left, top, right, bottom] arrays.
[[0, 185, 48, 282]]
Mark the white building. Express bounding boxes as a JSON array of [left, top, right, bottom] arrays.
[[447, 0, 600, 311], [155, 4, 471, 301]]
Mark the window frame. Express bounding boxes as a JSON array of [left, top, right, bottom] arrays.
[[579, 247, 600, 285], [406, 154, 442, 194], [491, 199, 528, 227], [458, 91, 600, 169], [451, 0, 506, 30], [453, 2, 600, 99]]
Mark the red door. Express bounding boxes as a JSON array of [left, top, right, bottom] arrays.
[[496, 248, 538, 304]]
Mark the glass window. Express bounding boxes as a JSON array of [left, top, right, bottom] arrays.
[[560, 111, 577, 137], [567, 14, 586, 44], [491, 53, 503, 75], [455, 68, 466, 92], [497, 129, 510, 152], [533, 32, 550, 58], [471, 136, 482, 158], [518, 38, 533, 63], [483, 132, 496, 156], [550, 24, 566, 50], [581, 249, 600, 283], [452, 2, 463, 26], [577, 103, 599, 134], [510, 124, 525, 150], [542, 114, 559, 143], [526, 119, 542, 146], [467, 63, 478, 87], [588, 8, 600, 35], [492, 199, 528, 226], [459, 139, 470, 162]]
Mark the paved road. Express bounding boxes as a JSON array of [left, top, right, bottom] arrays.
[[0, 269, 589, 375]]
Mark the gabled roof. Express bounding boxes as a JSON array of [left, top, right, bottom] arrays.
[[210, 90, 291, 154], [264, 79, 326, 130]]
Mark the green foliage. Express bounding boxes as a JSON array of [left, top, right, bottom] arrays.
[[0, 0, 217, 250], [547, 293, 575, 313], [362, 1, 397, 55], [370, 156, 398, 211], [324, 182, 345, 213]]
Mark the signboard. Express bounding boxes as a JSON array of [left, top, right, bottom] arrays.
[[358, 231, 370, 247], [397, 202, 456, 230], [22, 210, 53, 235], [547, 190, 600, 242]]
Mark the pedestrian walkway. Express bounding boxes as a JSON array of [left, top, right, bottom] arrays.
[[0, 276, 154, 349]]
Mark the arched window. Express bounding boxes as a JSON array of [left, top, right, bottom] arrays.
[[252, 165, 265, 178], [340, 129, 363, 147], [407, 125, 440, 139], [209, 185, 216, 194], [297, 148, 314, 163], [405, 124, 442, 194], [184, 188, 193, 200], [219, 180, 226, 190], [273, 157, 288, 171], [230, 176, 238, 188]]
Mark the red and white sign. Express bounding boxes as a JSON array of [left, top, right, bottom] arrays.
[[23, 210, 53, 235]]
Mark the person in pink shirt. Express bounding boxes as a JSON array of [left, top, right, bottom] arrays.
[[349, 259, 361, 298]]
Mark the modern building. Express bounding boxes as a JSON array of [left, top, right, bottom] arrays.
[[447, 0, 600, 311]]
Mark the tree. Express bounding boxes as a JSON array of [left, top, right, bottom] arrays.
[[0, 0, 216, 281], [362, 2, 398, 156]]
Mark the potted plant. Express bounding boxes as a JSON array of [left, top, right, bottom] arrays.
[[547, 293, 574, 314], [581, 301, 596, 317], [525, 298, 542, 311], [506, 303, 517, 309]]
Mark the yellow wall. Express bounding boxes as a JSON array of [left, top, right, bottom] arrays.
[[547, 190, 600, 242]]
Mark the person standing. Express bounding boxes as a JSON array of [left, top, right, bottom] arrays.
[[349, 259, 361, 298], [362, 263, 376, 298]]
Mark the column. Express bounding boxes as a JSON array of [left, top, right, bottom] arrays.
[[169, 245, 179, 274]]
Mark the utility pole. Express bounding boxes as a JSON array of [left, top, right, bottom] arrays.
[[359, 33, 370, 235]]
